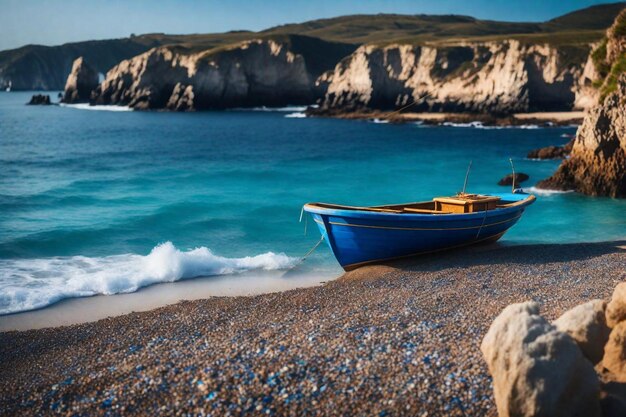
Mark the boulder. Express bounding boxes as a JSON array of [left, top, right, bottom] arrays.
[[554, 300, 610, 364], [27, 94, 51, 105], [497, 172, 529, 186], [601, 321, 626, 382], [481, 301, 601, 417], [527, 140, 574, 160], [62, 57, 99, 103], [606, 283, 626, 328]]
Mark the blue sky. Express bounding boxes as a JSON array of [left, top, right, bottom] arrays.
[[0, 0, 617, 51]]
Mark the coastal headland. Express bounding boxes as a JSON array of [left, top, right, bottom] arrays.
[[2, 241, 624, 416]]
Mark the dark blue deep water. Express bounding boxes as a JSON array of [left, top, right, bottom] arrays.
[[1, 92, 625, 314]]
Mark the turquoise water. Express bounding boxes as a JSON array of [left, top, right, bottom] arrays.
[[1, 92, 625, 314]]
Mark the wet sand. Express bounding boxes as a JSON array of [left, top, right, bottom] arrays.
[[0, 269, 334, 332], [1, 241, 625, 416]]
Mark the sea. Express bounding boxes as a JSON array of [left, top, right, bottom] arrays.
[[1, 91, 625, 316]]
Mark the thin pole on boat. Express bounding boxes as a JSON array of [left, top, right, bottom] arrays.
[[509, 158, 516, 193], [299, 206, 308, 235], [462, 161, 472, 195]]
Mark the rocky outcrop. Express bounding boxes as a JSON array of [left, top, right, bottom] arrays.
[[90, 36, 355, 110], [536, 10, 625, 197], [536, 74, 626, 197], [317, 41, 595, 114], [483, 281, 626, 417], [481, 302, 601, 417], [62, 57, 99, 103], [497, 172, 529, 186], [527, 139, 574, 160], [26, 94, 51, 105]]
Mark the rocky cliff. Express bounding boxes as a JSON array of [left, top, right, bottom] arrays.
[[90, 36, 355, 110], [538, 11, 626, 198], [62, 57, 99, 103], [536, 74, 626, 197], [0, 36, 175, 91], [317, 40, 597, 114]]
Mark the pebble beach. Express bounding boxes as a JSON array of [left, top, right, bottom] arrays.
[[1, 241, 625, 416]]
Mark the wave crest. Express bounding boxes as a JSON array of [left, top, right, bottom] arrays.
[[523, 186, 575, 196], [60, 103, 133, 112], [0, 242, 297, 315]]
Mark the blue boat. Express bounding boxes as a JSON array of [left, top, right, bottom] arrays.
[[303, 192, 535, 270]]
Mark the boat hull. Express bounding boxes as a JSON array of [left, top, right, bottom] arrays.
[[304, 193, 534, 270]]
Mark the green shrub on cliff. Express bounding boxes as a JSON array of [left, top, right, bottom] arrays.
[[601, 54, 626, 99]]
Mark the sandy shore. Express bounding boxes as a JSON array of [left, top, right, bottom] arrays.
[[0, 269, 334, 332], [1, 241, 625, 416]]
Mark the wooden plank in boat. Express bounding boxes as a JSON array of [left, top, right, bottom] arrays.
[[403, 208, 452, 214]]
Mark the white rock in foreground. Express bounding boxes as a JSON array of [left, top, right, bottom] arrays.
[[554, 299, 610, 364], [481, 302, 600, 417]]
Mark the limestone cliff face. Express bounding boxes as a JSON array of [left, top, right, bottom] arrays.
[[537, 74, 626, 197], [92, 36, 353, 110], [62, 57, 99, 103], [318, 41, 595, 113]]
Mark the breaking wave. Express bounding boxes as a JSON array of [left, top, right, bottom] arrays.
[[284, 112, 307, 118], [0, 242, 297, 315], [441, 121, 540, 129], [59, 103, 133, 112], [234, 105, 311, 112], [523, 186, 575, 196]]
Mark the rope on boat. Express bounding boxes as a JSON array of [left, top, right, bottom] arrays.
[[294, 206, 322, 267], [301, 235, 325, 262], [476, 207, 488, 239]]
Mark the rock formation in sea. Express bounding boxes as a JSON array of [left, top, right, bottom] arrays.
[[482, 281, 626, 417], [26, 94, 51, 105], [62, 57, 100, 104], [89, 36, 355, 110], [537, 11, 626, 198], [497, 172, 529, 186], [527, 139, 574, 160]]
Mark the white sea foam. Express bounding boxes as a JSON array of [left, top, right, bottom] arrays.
[[0, 242, 297, 315], [523, 186, 575, 196], [235, 105, 311, 112], [284, 112, 307, 118], [441, 121, 540, 130], [370, 118, 389, 124], [60, 103, 133, 112]]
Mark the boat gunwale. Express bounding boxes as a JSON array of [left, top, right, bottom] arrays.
[[303, 194, 535, 221]]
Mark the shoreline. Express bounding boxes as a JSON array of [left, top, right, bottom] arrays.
[[306, 109, 586, 126], [0, 268, 336, 332], [2, 240, 624, 415]]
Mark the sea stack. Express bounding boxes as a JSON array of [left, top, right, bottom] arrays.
[[62, 57, 99, 103]]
